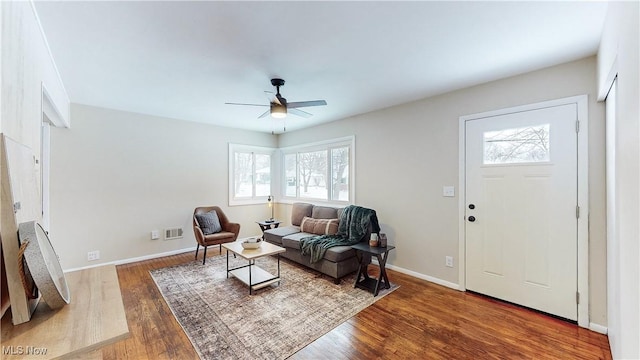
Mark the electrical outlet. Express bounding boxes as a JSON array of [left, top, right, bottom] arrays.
[[445, 256, 454, 267], [151, 230, 160, 240], [87, 250, 100, 261]]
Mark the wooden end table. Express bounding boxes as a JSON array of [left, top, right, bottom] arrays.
[[351, 242, 395, 296]]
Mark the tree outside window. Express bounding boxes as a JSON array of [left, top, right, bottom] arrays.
[[298, 150, 327, 199], [231, 146, 273, 202], [331, 147, 349, 201], [484, 124, 550, 164], [282, 139, 352, 203]]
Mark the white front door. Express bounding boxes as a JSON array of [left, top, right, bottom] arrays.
[[465, 104, 578, 321]]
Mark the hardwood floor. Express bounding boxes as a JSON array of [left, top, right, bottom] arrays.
[[100, 251, 611, 359]]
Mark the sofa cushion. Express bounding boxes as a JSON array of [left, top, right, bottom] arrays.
[[281, 232, 310, 249], [300, 216, 339, 235], [263, 226, 300, 245], [195, 210, 222, 235], [291, 203, 314, 226], [282, 233, 357, 262], [322, 245, 357, 262], [311, 206, 339, 219]]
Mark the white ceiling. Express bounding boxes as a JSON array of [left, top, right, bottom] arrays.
[[34, 1, 607, 134]]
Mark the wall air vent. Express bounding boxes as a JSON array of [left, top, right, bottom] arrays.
[[164, 227, 183, 240]]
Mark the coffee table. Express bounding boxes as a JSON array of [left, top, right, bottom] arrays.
[[222, 239, 286, 294]]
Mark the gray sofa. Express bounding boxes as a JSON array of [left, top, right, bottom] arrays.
[[263, 202, 372, 284]]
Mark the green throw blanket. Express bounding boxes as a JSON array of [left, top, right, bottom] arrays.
[[300, 205, 381, 263]]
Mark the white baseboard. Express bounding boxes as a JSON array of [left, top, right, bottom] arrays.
[[589, 322, 608, 335], [378, 261, 461, 291], [64, 246, 197, 273]]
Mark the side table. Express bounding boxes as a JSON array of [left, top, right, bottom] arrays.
[[256, 220, 281, 234], [351, 242, 395, 296]]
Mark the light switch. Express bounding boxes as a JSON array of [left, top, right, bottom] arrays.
[[443, 186, 455, 197]]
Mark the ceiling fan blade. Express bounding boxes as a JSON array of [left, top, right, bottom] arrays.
[[287, 100, 327, 108], [264, 91, 275, 102], [225, 102, 268, 107], [258, 110, 270, 118], [289, 108, 313, 118]]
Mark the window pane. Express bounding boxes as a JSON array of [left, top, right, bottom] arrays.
[[284, 153, 297, 197], [298, 150, 328, 200], [484, 124, 550, 164], [331, 147, 349, 201], [255, 154, 271, 196], [234, 152, 253, 198]]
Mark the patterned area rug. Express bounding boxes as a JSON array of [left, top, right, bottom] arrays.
[[150, 253, 397, 360]]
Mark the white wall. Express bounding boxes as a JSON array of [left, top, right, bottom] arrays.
[[598, 2, 640, 358], [1, 1, 69, 148], [1, 1, 69, 233], [278, 57, 607, 327], [50, 104, 276, 269]]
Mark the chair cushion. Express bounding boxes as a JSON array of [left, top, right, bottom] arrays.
[[300, 216, 339, 235], [202, 231, 235, 245], [291, 203, 313, 226], [195, 210, 222, 235]]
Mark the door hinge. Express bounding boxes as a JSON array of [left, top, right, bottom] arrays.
[[576, 291, 580, 304], [576, 206, 580, 219], [576, 120, 580, 133]]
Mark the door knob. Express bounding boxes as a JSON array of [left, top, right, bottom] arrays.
[[468, 204, 475, 209], [468, 216, 476, 222]]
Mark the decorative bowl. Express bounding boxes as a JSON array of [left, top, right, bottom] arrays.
[[241, 237, 262, 249]]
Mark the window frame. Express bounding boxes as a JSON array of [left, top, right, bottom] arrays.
[[279, 136, 355, 206], [228, 143, 276, 206]]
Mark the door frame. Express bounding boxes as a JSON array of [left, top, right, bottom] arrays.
[[457, 95, 589, 328], [40, 83, 68, 230]]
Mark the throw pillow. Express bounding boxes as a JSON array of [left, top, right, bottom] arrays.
[[195, 210, 222, 235], [300, 216, 339, 235]]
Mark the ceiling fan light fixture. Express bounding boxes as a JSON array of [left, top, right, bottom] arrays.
[[226, 78, 326, 119], [270, 103, 287, 118]]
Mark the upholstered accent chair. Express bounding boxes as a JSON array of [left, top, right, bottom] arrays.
[[193, 206, 240, 264]]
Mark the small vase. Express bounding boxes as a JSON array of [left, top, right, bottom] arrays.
[[369, 233, 379, 247], [379, 233, 387, 247]]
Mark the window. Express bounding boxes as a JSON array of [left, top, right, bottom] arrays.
[[281, 137, 354, 203], [229, 144, 274, 205], [483, 124, 550, 164]]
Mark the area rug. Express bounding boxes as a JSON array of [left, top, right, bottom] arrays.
[[150, 253, 398, 360]]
